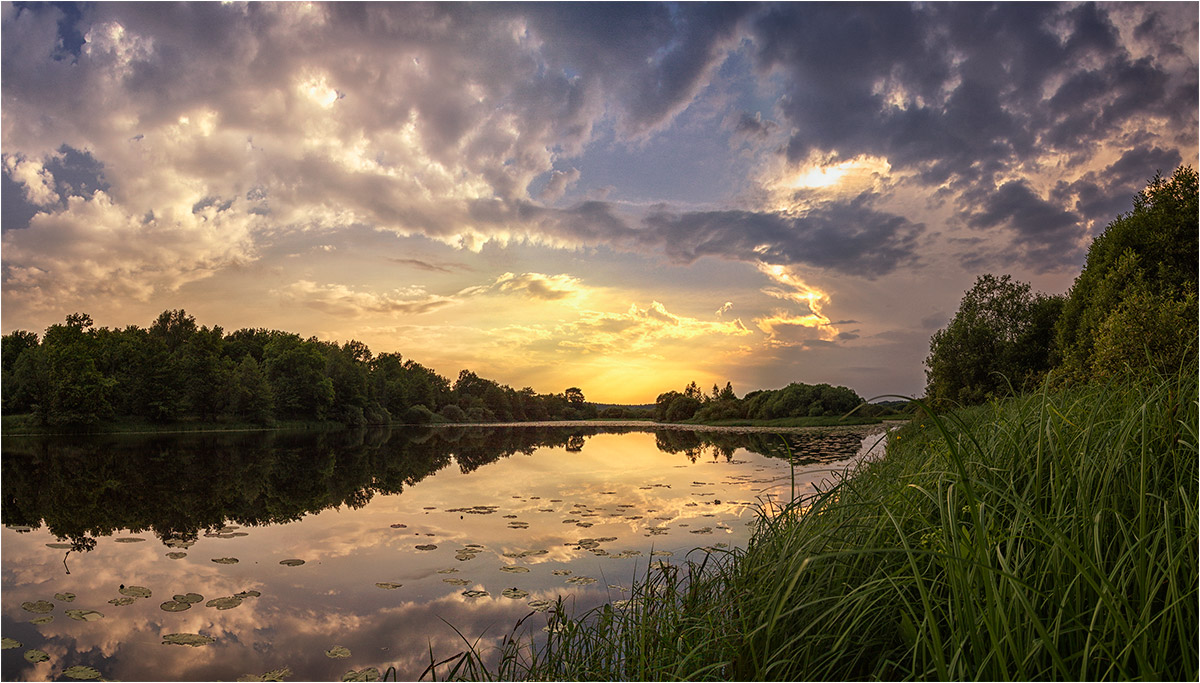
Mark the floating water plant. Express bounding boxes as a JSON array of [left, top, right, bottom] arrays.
[[279, 559, 305, 566], [166, 552, 187, 559], [342, 667, 381, 681], [375, 582, 403, 590], [507, 521, 530, 529], [566, 576, 597, 585], [30, 616, 52, 625], [63, 665, 102, 679], [462, 590, 489, 598], [211, 557, 239, 564], [390, 523, 408, 528], [23, 649, 49, 663], [501, 588, 529, 599], [119, 585, 152, 598], [21, 601, 54, 614], [114, 537, 146, 543], [205, 596, 244, 610], [175, 593, 203, 603], [160, 600, 191, 612], [325, 645, 352, 659], [163, 633, 214, 647], [415, 544, 437, 551], [54, 592, 76, 602], [2, 637, 20, 649], [45, 543, 73, 549], [528, 599, 552, 612], [65, 610, 104, 621], [443, 578, 470, 586], [108, 597, 137, 606], [552, 569, 571, 576]]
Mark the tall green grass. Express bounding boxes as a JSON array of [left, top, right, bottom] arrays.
[[438, 364, 1198, 681]]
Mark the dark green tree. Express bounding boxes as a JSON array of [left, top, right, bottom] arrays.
[[925, 274, 1062, 407], [1054, 166, 1198, 382]]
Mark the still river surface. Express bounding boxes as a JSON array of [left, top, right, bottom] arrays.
[[1, 422, 888, 681]]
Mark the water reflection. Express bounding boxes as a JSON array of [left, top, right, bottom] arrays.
[[1, 424, 885, 681]]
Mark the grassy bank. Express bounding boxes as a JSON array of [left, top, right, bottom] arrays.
[[444, 365, 1198, 681]]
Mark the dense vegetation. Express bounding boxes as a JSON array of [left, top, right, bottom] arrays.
[[653, 379, 901, 424], [1, 310, 598, 429], [925, 165, 1197, 408]]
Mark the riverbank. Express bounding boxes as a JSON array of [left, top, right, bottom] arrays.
[[448, 365, 1198, 681], [1, 415, 894, 437]]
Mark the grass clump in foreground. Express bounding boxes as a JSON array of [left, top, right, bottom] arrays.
[[437, 365, 1198, 681]]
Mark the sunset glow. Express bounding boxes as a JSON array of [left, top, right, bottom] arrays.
[[2, 3, 1196, 402]]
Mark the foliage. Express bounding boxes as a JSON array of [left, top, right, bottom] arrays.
[[655, 380, 863, 425], [1055, 165, 1199, 383], [924, 274, 1063, 407], [2, 310, 602, 430]]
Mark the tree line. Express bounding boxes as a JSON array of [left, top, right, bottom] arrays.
[[653, 379, 877, 423], [925, 165, 1198, 407], [1, 310, 598, 428]]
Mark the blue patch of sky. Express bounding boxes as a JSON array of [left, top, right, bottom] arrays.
[[2, 145, 108, 232]]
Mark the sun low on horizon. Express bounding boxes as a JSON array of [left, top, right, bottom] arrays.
[[2, 2, 1197, 404]]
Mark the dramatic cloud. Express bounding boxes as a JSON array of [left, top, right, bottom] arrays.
[[2, 2, 1194, 399]]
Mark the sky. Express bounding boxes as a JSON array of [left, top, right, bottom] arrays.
[[2, 2, 1197, 403]]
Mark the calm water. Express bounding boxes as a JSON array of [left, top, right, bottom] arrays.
[[1, 423, 887, 681]]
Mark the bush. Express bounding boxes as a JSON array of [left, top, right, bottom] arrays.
[[437, 404, 467, 423], [401, 404, 434, 424]]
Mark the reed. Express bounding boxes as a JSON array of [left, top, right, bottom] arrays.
[[444, 363, 1198, 681]]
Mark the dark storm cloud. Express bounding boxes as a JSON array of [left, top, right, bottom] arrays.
[[640, 196, 924, 277], [747, 2, 1197, 270], [964, 180, 1082, 268]]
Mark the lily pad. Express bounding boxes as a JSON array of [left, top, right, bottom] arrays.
[[442, 578, 471, 586], [575, 522, 594, 528], [160, 600, 192, 612], [501, 588, 529, 599], [325, 645, 352, 659], [375, 582, 403, 590], [528, 599, 552, 612], [166, 552, 188, 559], [566, 576, 597, 585], [507, 521, 529, 529], [279, 559, 305, 566], [23, 649, 49, 663], [2, 637, 21, 649], [63, 665, 102, 679], [163, 633, 215, 647], [238, 668, 292, 682], [651, 550, 673, 557], [237, 590, 262, 598], [211, 557, 239, 564], [436, 568, 459, 574], [552, 569, 572, 576], [55, 592, 76, 602], [108, 597, 137, 606], [120, 585, 152, 598], [114, 537, 146, 543], [206, 596, 244, 610], [461, 590, 489, 598], [31, 616, 53, 625], [342, 668, 381, 682], [389, 523, 408, 529], [21, 600, 54, 614], [414, 544, 437, 551], [498, 566, 530, 574], [45, 543, 73, 549], [175, 593, 204, 603], [65, 609, 104, 621]]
